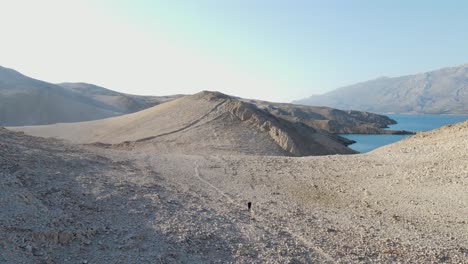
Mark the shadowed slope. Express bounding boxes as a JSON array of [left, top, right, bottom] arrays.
[[0, 66, 179, 126], [0, 66, 118, 125], [58, 82, 181, 114]]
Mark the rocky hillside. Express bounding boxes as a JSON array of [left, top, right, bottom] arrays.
[[295, 64, 468, 114], [374, 120, 468, 157], [0, 66, 178, 126], [11, 91, 357, 156], [246, 100, 411, 134]]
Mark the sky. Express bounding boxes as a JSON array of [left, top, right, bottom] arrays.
[[1, 0, 468, 102]]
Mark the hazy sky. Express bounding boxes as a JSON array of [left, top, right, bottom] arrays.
[[2, 0, 468, 102]]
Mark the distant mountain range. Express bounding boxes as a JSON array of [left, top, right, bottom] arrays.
[[295, 64, 468, 115], [0, 66, 180, 126]]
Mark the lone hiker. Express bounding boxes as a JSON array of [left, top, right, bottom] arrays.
[[247, 202, 252, 211]]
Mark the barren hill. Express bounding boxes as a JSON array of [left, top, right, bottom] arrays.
[[0, 66, 178, 126], [295, 64, 468, 114], [11, 91, 357, 156], [246, 99, 410, 134]]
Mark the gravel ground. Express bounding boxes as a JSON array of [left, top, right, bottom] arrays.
[[1, 122, 467, 263]]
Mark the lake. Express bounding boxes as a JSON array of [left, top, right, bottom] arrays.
[[341, 114, 468, 153]]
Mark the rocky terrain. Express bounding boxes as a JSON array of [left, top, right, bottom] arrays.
[[0, 66, 178, 126], [246, 99, 411, 134], [1, 120, 467, 263], [295, 63, 468, 115]]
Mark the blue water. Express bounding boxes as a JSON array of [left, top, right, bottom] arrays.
[[341, 114, 468, 153]]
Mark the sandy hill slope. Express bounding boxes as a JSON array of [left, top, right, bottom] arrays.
[[0, 66, 178, 126], [295, 64, 468, 114], [11, 91, 357, 156]]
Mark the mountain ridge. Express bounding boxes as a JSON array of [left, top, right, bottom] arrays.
[[294, 63, 468, 114]]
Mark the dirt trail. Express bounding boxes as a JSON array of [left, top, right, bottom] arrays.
[[135, 100, 228, 143], [193, 161, 336, 263]]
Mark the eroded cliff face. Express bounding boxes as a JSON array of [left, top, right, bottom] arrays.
[[221, 100, 302, 155], [214, 97, 355, 156]]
